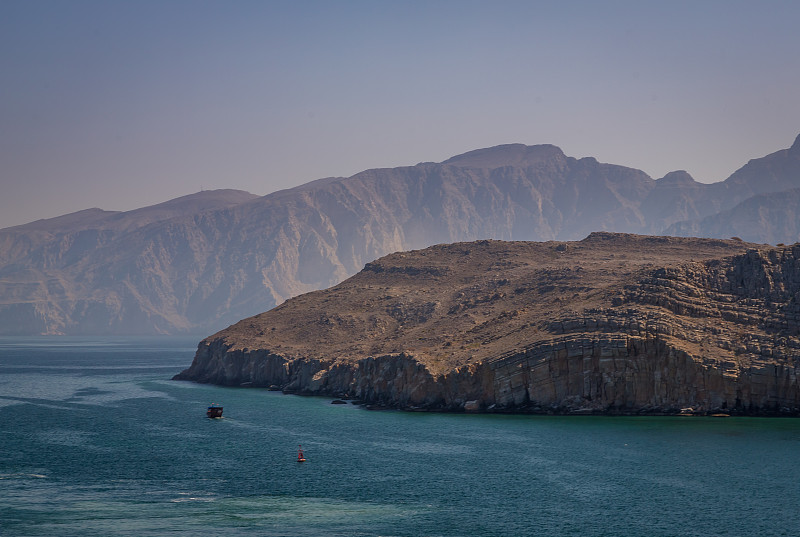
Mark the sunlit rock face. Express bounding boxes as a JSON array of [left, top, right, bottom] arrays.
[[175, 233, 800, 416]]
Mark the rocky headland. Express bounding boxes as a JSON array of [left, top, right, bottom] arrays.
[[174, 232, 800, 415]]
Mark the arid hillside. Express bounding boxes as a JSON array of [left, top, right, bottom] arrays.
[[176, 233, 800, 415]]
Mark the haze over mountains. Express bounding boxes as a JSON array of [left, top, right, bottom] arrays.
[[2, 134, 799, 335]]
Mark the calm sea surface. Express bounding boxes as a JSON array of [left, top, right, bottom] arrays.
[[1, 337, 798, 537]]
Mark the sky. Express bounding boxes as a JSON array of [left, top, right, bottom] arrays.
[[2, 0, 799, 229]]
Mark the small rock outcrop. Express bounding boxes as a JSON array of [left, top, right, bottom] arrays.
[[175, 233, 800, 415]]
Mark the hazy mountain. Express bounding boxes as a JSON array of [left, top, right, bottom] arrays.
[[665, 188, 800, 244], [0, 190, 260, 334], [665, 134, 800, 242], [1, 134, 799, 335], [714, 133, 800, 203]]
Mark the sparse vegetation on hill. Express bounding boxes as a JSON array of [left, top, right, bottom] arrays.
[[175, 233, 800, 415]]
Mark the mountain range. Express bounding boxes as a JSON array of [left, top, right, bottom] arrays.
[[2, 133, 799, 335]]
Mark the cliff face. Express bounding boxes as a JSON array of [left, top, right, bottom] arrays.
[[174, 233, 800, 415]]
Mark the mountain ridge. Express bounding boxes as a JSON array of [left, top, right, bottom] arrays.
[[2, 134, 799, 335]]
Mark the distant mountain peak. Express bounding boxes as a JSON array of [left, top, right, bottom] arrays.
[[657, 170, 697, 185], [142, 189, 258, 210], [7, 208, 119, 232], [791, 132, 800, 152], [442, 143, 566, 168]]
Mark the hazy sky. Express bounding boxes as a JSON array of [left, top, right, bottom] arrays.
[[2, 0, 799, 229]]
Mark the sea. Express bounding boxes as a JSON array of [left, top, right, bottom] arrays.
[[1, 336, 798, 537]]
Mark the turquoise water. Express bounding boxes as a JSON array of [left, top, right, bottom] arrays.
[[1, 337, 798, 536]]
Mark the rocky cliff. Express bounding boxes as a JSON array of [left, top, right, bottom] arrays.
[[174, 233, 800, 415]]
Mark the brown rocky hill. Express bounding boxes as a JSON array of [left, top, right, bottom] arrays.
[[174, 233, 800, 415], [3, 134, 800, 335]]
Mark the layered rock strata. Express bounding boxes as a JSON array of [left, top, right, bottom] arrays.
[[174, 233, 800, 415]]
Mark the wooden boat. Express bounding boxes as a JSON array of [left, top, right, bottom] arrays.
[[207, 404, 223, 418]]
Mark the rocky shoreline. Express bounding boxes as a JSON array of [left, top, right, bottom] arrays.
[[174, 335, 800, 417]]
